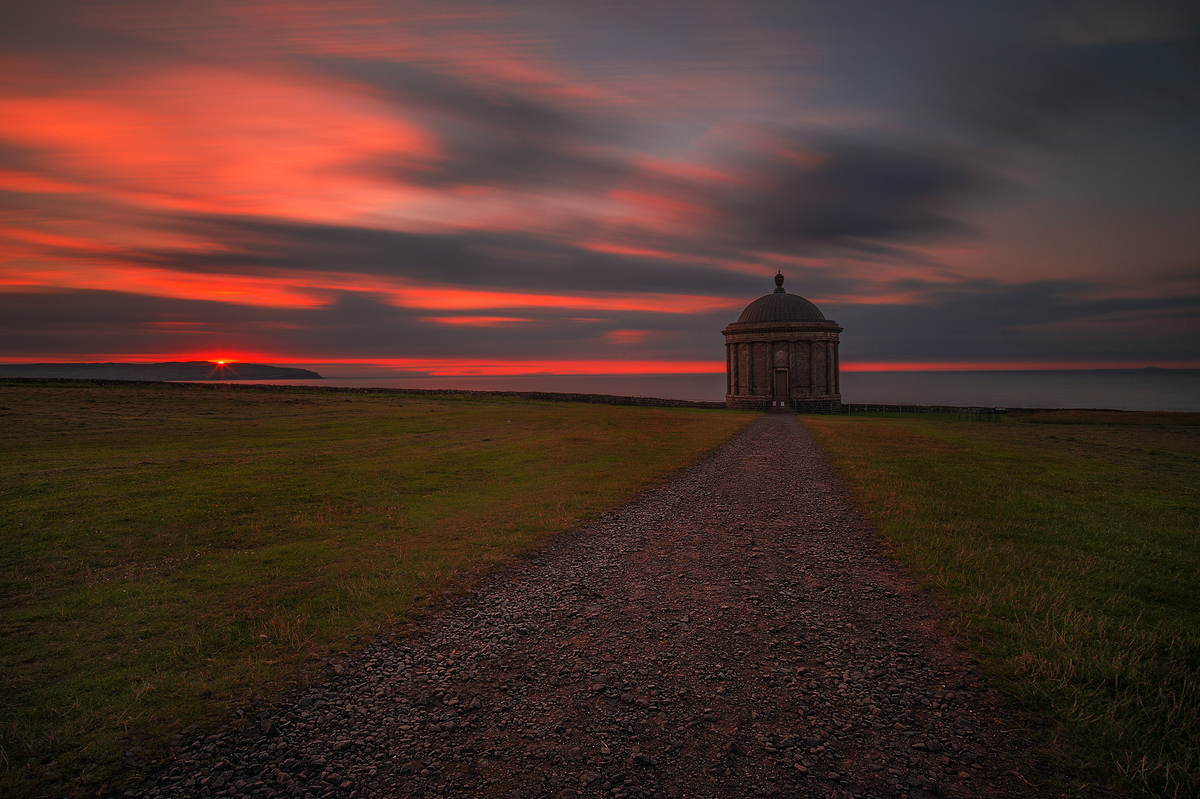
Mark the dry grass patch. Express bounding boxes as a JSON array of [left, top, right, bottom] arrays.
[[803, 411, 1200, 799]]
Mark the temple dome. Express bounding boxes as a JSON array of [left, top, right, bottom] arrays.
[[736, 272, 826, 324]]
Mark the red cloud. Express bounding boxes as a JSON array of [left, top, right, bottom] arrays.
[[0, 65, 438, 223]]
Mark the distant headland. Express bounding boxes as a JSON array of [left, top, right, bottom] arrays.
[[0, 361, 323, 381]]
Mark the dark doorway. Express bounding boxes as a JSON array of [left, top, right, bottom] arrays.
[[773, 368, 788, 402]]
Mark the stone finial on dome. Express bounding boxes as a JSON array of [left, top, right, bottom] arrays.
[[774, 271, 785, 293]]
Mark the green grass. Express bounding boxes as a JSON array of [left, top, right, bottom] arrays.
[[0, 380, 755, 796], [802, 411, 1200, 799]]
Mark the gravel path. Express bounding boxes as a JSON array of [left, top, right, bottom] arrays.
[[134, 415, 1080, 799]]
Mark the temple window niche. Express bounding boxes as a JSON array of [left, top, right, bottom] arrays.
[[723, 272, 842, 413]]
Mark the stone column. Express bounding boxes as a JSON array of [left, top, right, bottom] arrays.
[[739, 338, 748, 395], [813, 341, 826, 394], [808, 340, 817, 394], [725, 343, 732, 395], [833, 341, 840, 394], [826, 341, 834, 396]]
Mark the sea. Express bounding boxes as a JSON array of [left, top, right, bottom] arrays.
[[217, 369, 1200, 413]]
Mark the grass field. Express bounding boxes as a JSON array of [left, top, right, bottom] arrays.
[[803, 411, 1200, 799], [0, 380, 754, 796]]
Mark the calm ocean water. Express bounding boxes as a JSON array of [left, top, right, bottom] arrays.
[[221, 369, 1200, 412], [840, 370, 1200, 412]]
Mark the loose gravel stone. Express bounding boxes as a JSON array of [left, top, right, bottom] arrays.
[[120, 416, 1110, 798]]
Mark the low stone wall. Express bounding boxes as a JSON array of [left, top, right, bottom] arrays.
[[843, 403, 1008, 415], [367, 387, 728, 409], [726, 396, 842, 414], [793, 398, 842, 414]]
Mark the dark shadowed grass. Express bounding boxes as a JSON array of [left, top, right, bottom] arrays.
[[803, 411, 1200, 799], [0, 380, 754, 796]]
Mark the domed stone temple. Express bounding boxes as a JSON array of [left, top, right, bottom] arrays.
[[723, 273, 842, 412]]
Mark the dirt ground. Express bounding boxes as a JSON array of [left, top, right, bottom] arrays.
[[128, 414, 1115, 799]]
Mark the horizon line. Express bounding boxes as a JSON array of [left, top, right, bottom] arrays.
[[2, 356, 1199, 374]]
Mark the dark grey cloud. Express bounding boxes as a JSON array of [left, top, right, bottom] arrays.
[[917, 3, 1200, 146], [298, 294, 746, 361], [0, 0, 190, 86], [929, 42, 1105, 146], [0, 289, 271, 356], [305, 56, 630, 189], [0, 1, 123, 54], [305, 56, 592, 139], [126, 216, 766, 298], [0, 288, 433, 359], [721, 137, 984, 251], [829, 279, 1200, 363], [0, 140, 52, 178]]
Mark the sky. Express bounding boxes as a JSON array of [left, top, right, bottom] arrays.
[[1, 0, 1198, 378]]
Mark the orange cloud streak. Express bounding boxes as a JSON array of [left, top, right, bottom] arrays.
[[419, 316, 533, 326], [0, 263, 331, 307], [605, 329, 650, 345], [0, 169, 95, 195], [0, 225, 127, 253], [571, 241, 686, 260], [334, 359, 726, 376], [380, 280, 735, 314]]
